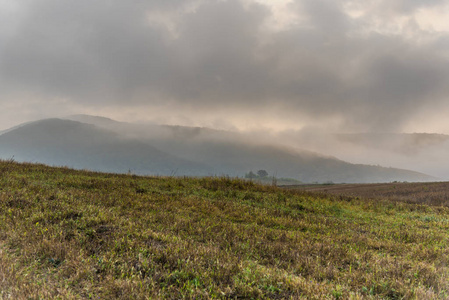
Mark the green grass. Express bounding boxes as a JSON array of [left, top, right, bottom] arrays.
[[0, 160, 449, 299]]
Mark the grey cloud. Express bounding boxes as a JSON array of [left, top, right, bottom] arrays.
[[261, 1, 449, 131], [0, 0, 176, 102], [339, 36, 449, 131], [292, 0, 352, 34], [166, 0, 272, 105], [1, 0, 449, 132]]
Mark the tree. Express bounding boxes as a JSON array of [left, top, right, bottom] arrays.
[[257, 169, 268, 178], [245, 171, 256, 179]]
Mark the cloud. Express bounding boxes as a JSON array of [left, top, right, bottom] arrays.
[[1, 0, 449, 132], [376, 0, 446, 14], [0, 0, 175, 101], [344, 0, 447, 18]]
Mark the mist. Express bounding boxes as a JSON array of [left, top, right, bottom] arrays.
[[271, 129, 449, 179]]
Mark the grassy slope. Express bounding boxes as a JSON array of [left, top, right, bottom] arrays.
[[0, 161, 448, 299]]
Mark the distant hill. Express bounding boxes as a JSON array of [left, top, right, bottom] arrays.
[[0, 119, 210, 176], [274, 129, 449, 180], [67, 115, 437, 183], [0, 117, 436, 183], [332, 133, 449, 179]]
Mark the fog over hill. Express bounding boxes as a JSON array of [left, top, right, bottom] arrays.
[[273, 129, 449, 180], [0, 118, 210, 176], [0, 115, 434, 183]]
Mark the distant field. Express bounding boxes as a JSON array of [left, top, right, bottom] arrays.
[[283, 182, 449, 207], [1, 161, 449, 299]]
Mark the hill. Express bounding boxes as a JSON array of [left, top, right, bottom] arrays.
[[0, 116, 436, 183], [69, 116, 437, 182], [277, 129, 449, 180], [0, 119, 210, 176], [0, 161, 448, 298]]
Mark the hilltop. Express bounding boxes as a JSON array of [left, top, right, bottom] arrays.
[[0, 160, 448, 299]]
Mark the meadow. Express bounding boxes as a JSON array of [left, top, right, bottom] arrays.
[[290, 182, 449, 207], [1, 160, 449, 299]]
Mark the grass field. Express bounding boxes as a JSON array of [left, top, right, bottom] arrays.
[[1, 160, 449, 299], [285, 182, 449, 207]]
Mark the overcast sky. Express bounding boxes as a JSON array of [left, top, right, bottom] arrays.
[[1, 0, 449, 133]]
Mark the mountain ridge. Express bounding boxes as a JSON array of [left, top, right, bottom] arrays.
[[0, 116, 436, 183]]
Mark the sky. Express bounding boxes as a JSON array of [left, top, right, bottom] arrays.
[[1, 0, 449, 133]]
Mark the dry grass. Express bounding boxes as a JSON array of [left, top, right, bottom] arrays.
[[288, 182, 449, 207], [0, 160, 449, 299]]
